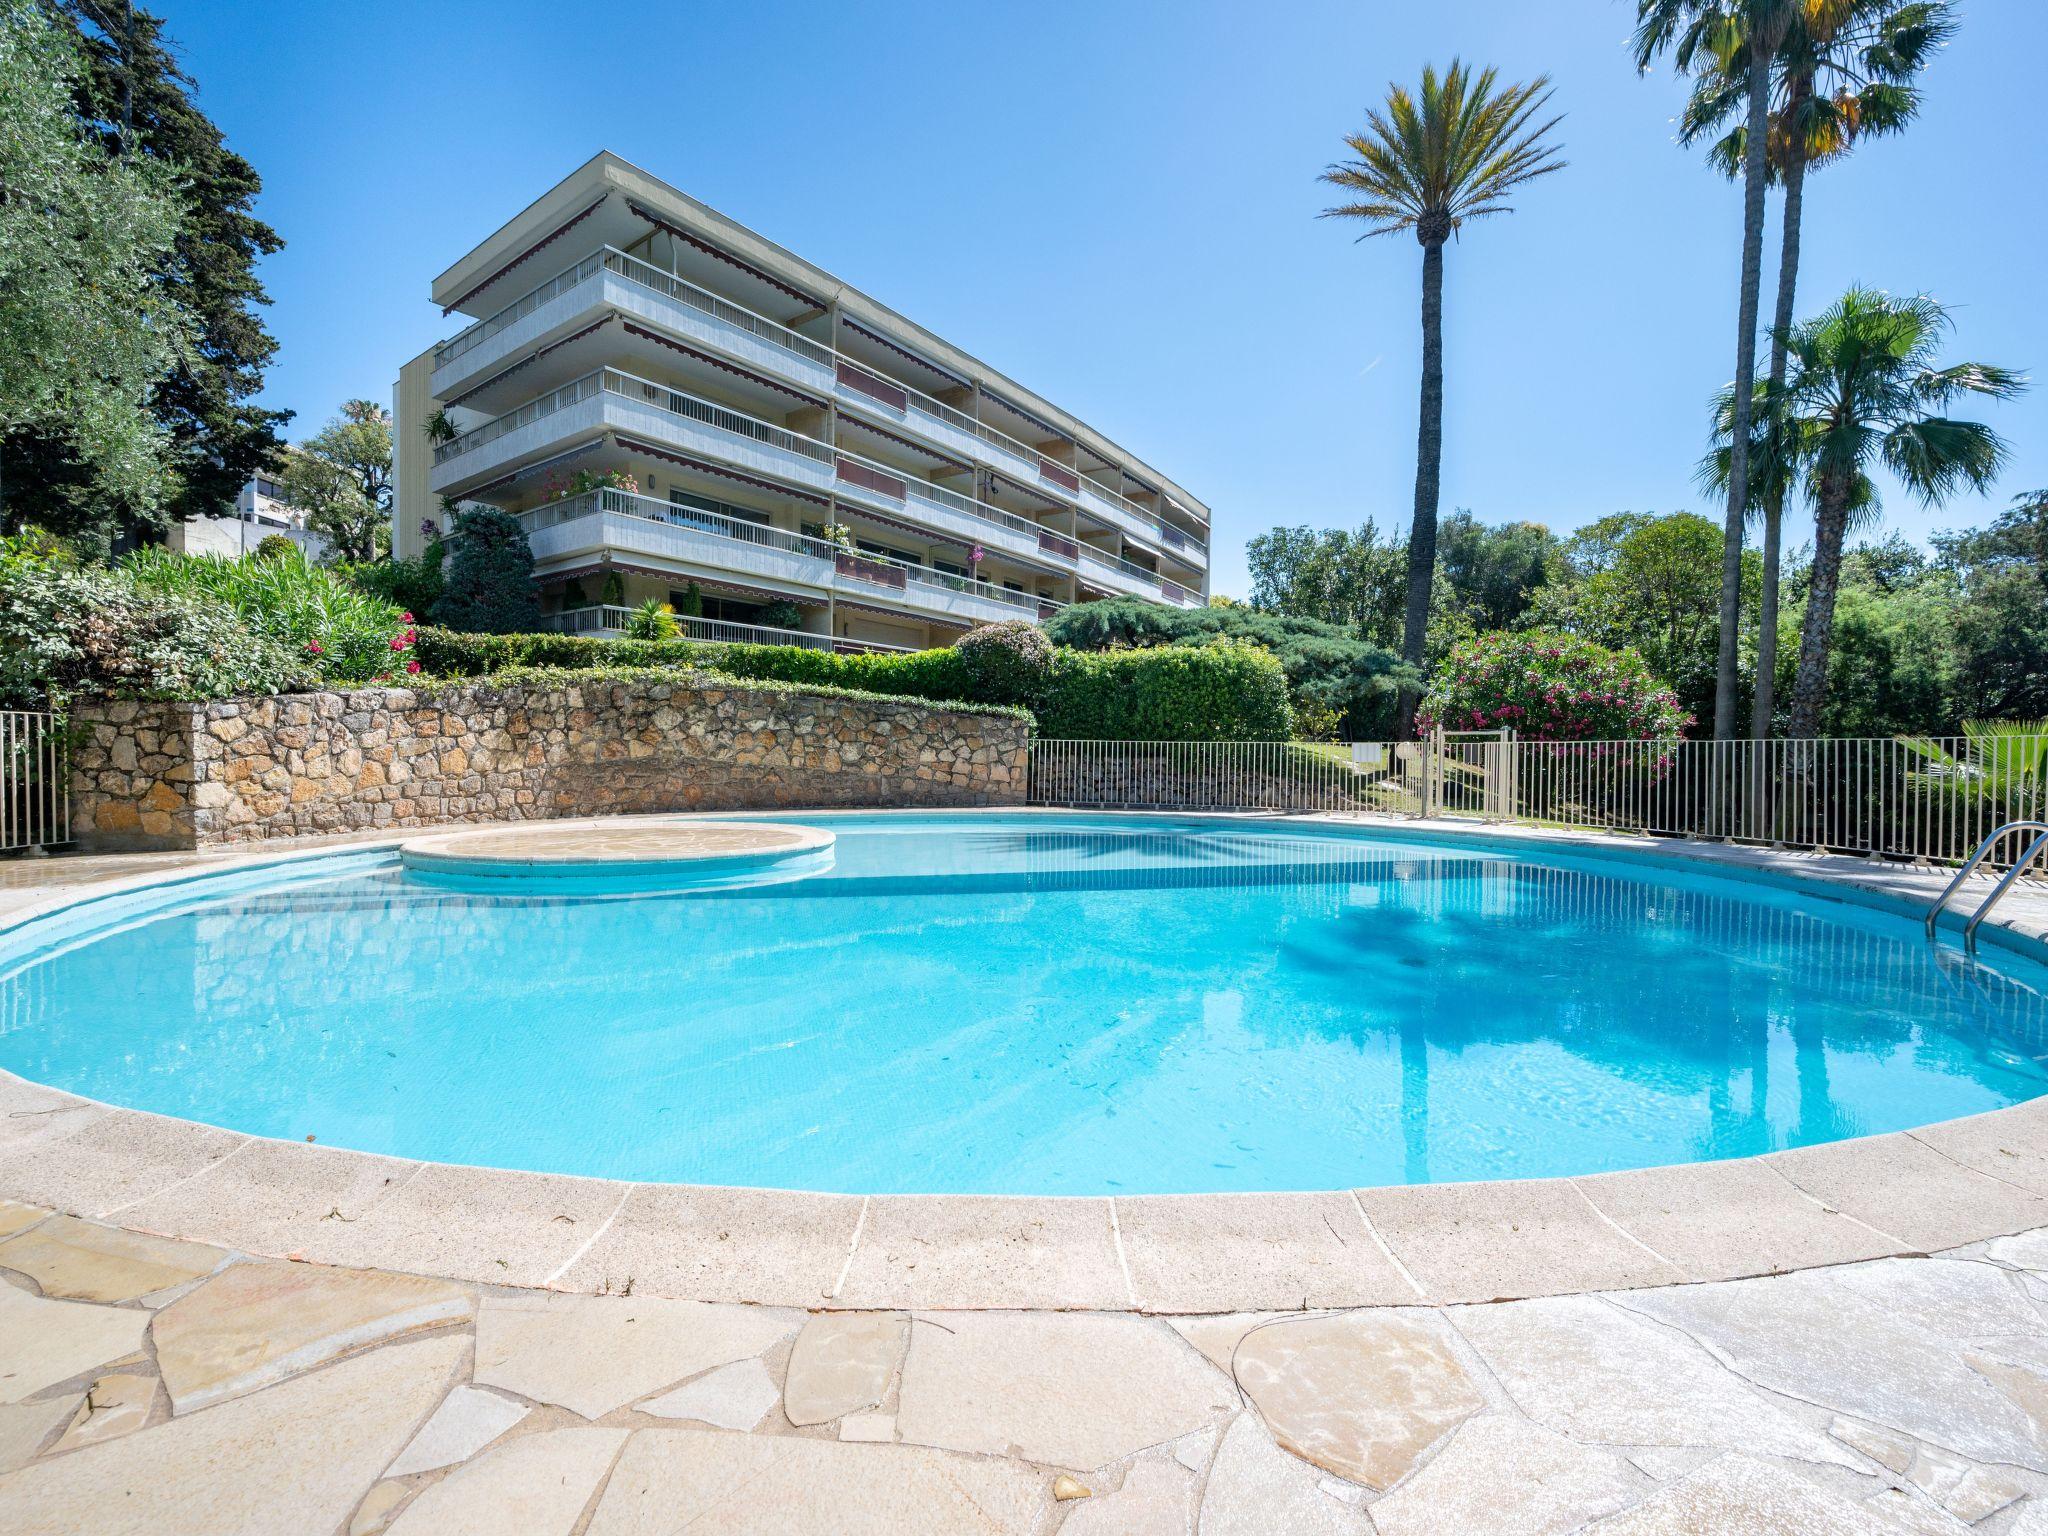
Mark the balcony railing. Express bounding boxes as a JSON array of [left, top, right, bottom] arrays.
[[518, 486, 1061, 617], [433, 253, 606, 370], [434, 367, 833, 469], [431, 244, 1208, 557], [540, 607, 918, 652]]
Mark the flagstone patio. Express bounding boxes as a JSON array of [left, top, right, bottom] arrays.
[[6, 1202, 2048, 1533]]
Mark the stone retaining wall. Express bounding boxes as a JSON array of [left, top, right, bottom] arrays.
[[68, 675, 1029, 850]]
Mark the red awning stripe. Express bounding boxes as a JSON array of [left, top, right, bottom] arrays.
[[445, 194, 608, 315], [611, 435, 831, 508], [441, 316, 618, 408], [462, 436, 609, 499], [834, 410, 971, 473], [838, 316, 968, 389], [619, 321, 825, 407], [625, 203, 822, 309]]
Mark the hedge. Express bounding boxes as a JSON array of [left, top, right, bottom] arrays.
[[413, 625, 1292, 741], [1037, 640, 1293, 742], [411, 664, 1031, 722]]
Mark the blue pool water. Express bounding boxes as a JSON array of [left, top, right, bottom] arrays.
[[3, 813, 2046, 1194]]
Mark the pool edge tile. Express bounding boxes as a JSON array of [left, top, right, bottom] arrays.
[[1115, 1191, 1418, 1312], [832, 1195, 1129, 1311], [553, 1182, 864, 1306], [1571, 1158, 1906, 1281], [1764, 1131, 2048, 1253], [1356, 1177, 1686, 1304]]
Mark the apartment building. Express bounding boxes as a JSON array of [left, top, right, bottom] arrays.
[[165, 475, 328, 561], [391, 152, 1211, 653]]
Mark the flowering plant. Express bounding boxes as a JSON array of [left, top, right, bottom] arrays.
[[1416, 629, 1690, 743], [539, 468, 638, 503]]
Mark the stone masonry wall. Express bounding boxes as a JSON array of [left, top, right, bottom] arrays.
[[68, 675, 1029, 850]]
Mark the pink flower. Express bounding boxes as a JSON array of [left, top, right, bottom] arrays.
[[405, 659, 421, 674], [400, 612, 415, 624], [390, 635, 409, 651], [305, 641, 323, 655]]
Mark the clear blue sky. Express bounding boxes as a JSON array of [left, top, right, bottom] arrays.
[[168, 0, 2043, 596]]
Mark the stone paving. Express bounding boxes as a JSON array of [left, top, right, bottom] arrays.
[[7, 1203, 2048, 1533]]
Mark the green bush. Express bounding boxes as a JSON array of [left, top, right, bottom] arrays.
[[252, 533, 299, 562], [413, 663, 1030, 723], [342, 541, 446, 619], [951, 620, 1053, 707], [1046, 597, 1410, 738], [1038, 637, 1293, 741], [415, 624, 1293, 740], [430, 507, 540, 633], [0, 561, 310, 707], [1417, 629, 1691, 742], [122, 546, 413, 685]]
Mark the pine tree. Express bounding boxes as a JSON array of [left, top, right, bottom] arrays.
[[430, 508, 540, 634]]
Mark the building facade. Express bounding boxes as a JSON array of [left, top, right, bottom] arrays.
[[392, 152, 1210, 652], [165, 475, 328, 561]]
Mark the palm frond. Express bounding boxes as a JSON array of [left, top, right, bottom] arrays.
[[1320, 59, 1565, 242]]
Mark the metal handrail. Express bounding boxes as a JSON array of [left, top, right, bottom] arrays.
[[1925, 820, 2048, 951]]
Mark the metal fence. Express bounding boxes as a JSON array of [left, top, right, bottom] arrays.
[[1027, 731, 2048, 870], [2, 711, 68, 853]]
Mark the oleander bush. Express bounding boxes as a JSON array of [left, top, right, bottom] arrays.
[[122, 545, 416, 685], [1416, 628, 1690, 742], [950, 619, 1054, 708]]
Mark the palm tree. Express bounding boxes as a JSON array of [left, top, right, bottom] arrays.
[[1635, 0, 1797, 740], [1770, 289, 2022, 737], [1320, 61, 1565, 736], [1681, 1, 1956, 736]]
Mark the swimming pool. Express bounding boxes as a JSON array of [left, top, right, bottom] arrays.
[[3, 812, 2045, 1194]]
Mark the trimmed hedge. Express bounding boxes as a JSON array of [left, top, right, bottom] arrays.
[[1038, 640, 1293, 742], [411, 663, 1031, 722], [413, 624, 1292, 741]]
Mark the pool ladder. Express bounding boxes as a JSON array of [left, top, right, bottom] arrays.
[[1926, 821, 2048, 952]]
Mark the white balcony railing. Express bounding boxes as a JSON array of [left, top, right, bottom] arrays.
[[431, 245, 1208, 559], [518, 487, 1059, 618], [540, 607, 919, 652]]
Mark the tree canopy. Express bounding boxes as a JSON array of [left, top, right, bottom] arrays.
[[0, 0, 191, 541]]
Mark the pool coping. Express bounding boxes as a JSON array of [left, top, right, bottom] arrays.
[[4, 808, 2047, 1314]]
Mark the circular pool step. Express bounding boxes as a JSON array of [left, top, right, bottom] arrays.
[[398, 819, 834, 891]]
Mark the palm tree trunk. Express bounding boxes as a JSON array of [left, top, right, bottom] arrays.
[[1713, 47, 1774, 740], [1750, 141, 1806, 739], [1398, 235, 1446, 737], [1788, 469, 1853, 739]]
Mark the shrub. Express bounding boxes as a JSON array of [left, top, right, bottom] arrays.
[[1038, 637, 1293, 741], [122, 546, 414, 685], [950, 620, 1053, 707], [252, 533, 299, 561], [430, 507, 540, 633], [755, 600, 804, 630], [1417, 629, 1691, 742], [1046, 597, 1411, 738], [623, 600, 681, 640], [0, 562, 309, 707], [343, 540, 446, 618]]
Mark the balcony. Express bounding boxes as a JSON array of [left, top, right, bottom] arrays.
[[431, 367, 836, 502], [428, 247, 1208, 571], [518, 488, 1060, 629], [541, 608, 918, 653]]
